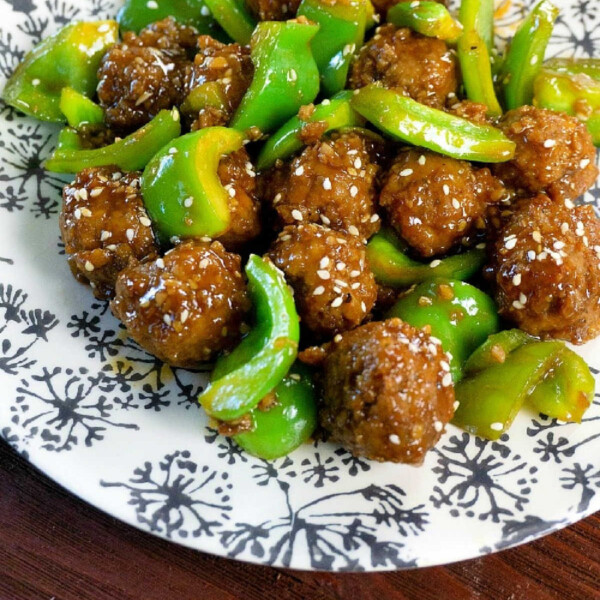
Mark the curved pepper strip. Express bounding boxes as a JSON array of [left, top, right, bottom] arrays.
[[45, 108, 181, 173], [233, 363, 317, 459], [387, 1, 463, 43], [256, 91, 365, 170], [142, 126, 244, 241], [366, 228, 486, 287], [350, 85, 515, 163], [203, 0, 257, 45], [297, 0, 367, 96], [230, 20, 321, 135], [457, 30, 502, 116], [2, 21, 118, 122], [388, 278, 499, 381], [453, 341, 564, 440], [199, 255, 300, 421], [533, 69, 600, 145], [458, 0, 493, 51], [501, 0, 559, 110], [59, 87, 104, 129], [117, 0, 219, 34], [463, 329, 534, 375]]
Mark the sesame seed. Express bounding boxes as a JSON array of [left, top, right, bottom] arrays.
[[106, 244, 117, 251], [294, 165, 304, 176], [443, 184, 450, 195], [180, 309, 189, 324], [184, 197, 194, 208], [80, 207, 92, 217], [434, 421, 443, 433], [350, 185, 358, 197], [31, 78, 40, 86], [553, 241, 565, 250], [140, 217, 152, 227], [505, 238, 517, 250], [453, 401, 460, 411], [527, 250, 536, 260], [442, 373, 453, 387], [317, 270, 330, 280], [532, 230, 542, 243], [147, 0, 158, 8], [430, 260, 442, 268], [313, 286, 325, 296], [273, 193, 282, 205], [519, 292, 527, 304], [287, 69, 297, 82], [201, 5, 210, 15], [418, 155, 426, 165], [350, 270, 360, 277], [490, 422, 503, 431], [320, 257, 330, 268], [354, 158, 362, 169], [543, 139, 556, 148], [348, 225, 360, 236], [135, 91, 153, 106], [90, 188, 103, 198], [389, 434, 400, 445], [512, 300, 524, 310], [163, 314, 172, 326], [565, 199, 575, 209], [512, 273, 522, 286], [360, 301, 366, 312], [199, 258, 210, 269], [331, 296, 344, 308], [228, 187, 236, 198], [561, 222, 569, 234], [580, 158, 591, 169], [336, 261, 346, 271], [156, 258, 165, 268], [322, 99, 331, 106], [126, 229, 134, 242], [320, 214, 331, 225], [351, 282, 360, 289], [370, 214, 380, 223], [291, 209, 303, 221], [452, 198, 460, 210], [79, 189, 88, 201], [334, 334, 342, 343], [440, 360, 450, 372], [323, 177, 332, 190], [530, 55, 539, 66], [84, 261, 94, 272], [400, 168, 414, 177]]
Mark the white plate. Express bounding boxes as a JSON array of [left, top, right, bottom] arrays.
[[0, 0, 598, 572]]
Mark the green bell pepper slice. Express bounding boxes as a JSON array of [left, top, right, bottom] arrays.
[[528, 347, 594, 423], [117, 0, 217, 34], [297, 0, 367, 96], [351, 85, 515, 163], [501, 0, 559, 110], [59, 87, 104, 129], [458, 0, 493, 51], [387, 1, 463, 43], [542, 58, 600, 81], [45, 108, 181, 173], [233, 364, 317, 459], [388, 278, 499, 381], [231, 20, 321, 135], [463, 329, 534, 375], [367, 228, 486, 287], [256, 91, 365, 170], [199, 255, 300, 421], [203, 0, 257, 45], [453, 341, 565, 440], [142, 126, 244, 241], [533, 69, 600, 145], [2, 21, 118, 123]]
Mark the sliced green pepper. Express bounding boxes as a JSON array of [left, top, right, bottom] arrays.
[[533, 69, 600, 145], [387, 1, 463, 43], [2, 21, 118, 122], [59, 87, 104, 129], [543, 57, 600, 81], [231, 20, 321, 135], [117, 0, 217, 34], [453, 341, 564, 440], [457, 30, 502, 116], [350, 85, 515, 163], [142, 126, 244, 241], [463, 329, 534, 375], [458, 0, 493, 51], [388, 278, 499, 380], [199, 255, 300, 421], [256, 91, 365, 170], [297, 0, 367, 96], [204, 0, 257, 45], [501, 0, 559, 110], [366, 228, 485, 287], [233, 364, 317, 459], [55, 127, 84, 152], [528, 347, 594, 423], [45, 108, 181, 173]]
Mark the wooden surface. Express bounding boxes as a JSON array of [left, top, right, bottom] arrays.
[[0, 441, 598, 600]]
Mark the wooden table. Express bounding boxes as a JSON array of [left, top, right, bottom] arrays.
[[0, 441, 598, 600]]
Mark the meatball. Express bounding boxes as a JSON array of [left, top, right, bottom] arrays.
[[246, 0, 300, 20], [446, 99, 490, 125], [184, 36, 253, 130], [111, 241, 250, 367], [134, 17, 199, 56], [262, 132, 381, 239], [487, 193, 600, 344], [97, 19, 193, 131], [493, 106, 598, 201], [349, 25, 457, 109], [268, 224, 377, 338], [306, 319, 455, 463], [379, 149, 506, 257], [216, 148, 261, 249], [60, 167, 158, 300]]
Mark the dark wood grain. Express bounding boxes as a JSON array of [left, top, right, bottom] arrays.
[[0, 441, 598, 600]]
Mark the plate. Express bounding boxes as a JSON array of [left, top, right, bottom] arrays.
[[0, 0, 598, 572]]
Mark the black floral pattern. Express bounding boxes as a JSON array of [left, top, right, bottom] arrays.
[[0, 0, 598, 572]]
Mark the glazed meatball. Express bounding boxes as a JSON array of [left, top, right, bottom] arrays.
[[268, 224, 377, 338], [488, 193, 600, 344], [349, 25, 457, 109], [246, 0, 300, 20], [262, 132, 381, 239], [306, 319, 455, 463], [216, 148, 261, 249], [493, 106, 598, 201], [97, 19, 193, 131], [446, 99, 490, 125], [60, 167, 158, 300], [111, 241, 250, 367], [379, 149, 506, 257], [134, 17, 199, 55], [184, 36, 253, 130]]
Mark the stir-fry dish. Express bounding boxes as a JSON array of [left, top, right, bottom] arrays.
[[4, 0, 600, 463]]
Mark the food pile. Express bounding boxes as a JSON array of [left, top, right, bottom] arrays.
[[3, 0, 599, 462]]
